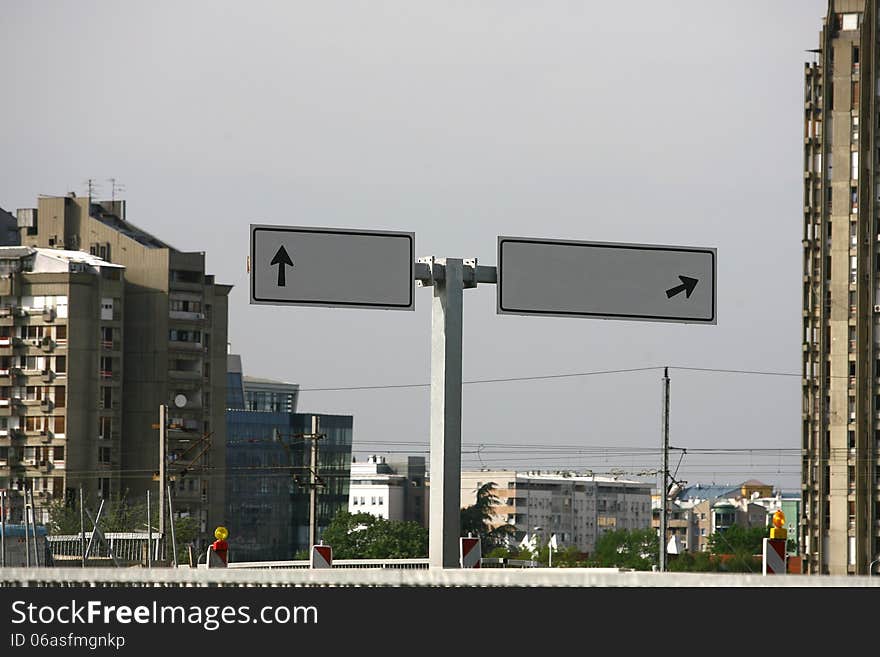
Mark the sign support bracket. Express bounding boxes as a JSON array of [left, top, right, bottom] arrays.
[[416, 258, 496, 568]]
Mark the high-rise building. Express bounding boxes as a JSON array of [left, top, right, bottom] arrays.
[[225, 355, 352, 560], [0, 246, 124, 523], [17, 194, 231, 543], [802, 2, 880, 575]]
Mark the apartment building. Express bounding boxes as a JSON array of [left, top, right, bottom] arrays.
[[348, 454, 427, 526], [17, 194, 230, 541], [0, 246, 124, 523], [802, 2, 880, 574], [460, 470, 653, 554]]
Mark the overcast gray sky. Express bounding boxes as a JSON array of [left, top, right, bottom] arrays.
[[0, 1, 828, 492]]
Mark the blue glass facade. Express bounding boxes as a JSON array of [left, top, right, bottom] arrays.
[[225, 410, 352, 561]]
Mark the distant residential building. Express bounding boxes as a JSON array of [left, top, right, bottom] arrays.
[[460, 470, 653, 554], [653, 480, 794, 553], [0, 246, 124, 524], [225, 355, 352, 561], [18, 193, 231, 544], [348, 454, 427, 526]]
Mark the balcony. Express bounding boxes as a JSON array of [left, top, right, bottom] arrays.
[[40, 430, 54, 443], [42, 307, 56, 322], [169, 368, 202, 380], [39, 399, 54, 412], [168, 340, 204, 352], [40, 336, 54, 352], [101, 340, 120, 351], [41, 369, 54, 383], [169, 310, 206, 322]]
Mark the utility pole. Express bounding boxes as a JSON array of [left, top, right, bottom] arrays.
[[307, 415, 324, 552], [158, 404, 167, 538], [79, 486, 85, 567], [146, 490, 152, 568], [273, 420, 325, 554], [23, 488, 31, 567], [167, 485, 178, 568], [29, 487, 39, 566], [660, 367, 670, 573]]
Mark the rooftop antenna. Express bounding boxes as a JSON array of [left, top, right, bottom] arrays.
[[83, 178, 100, 201], [107, 178, 125, 202]]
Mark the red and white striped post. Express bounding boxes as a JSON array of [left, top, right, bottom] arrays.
[[762, 510, 787, 575], [460, 536, 481, 568], [311, 543, 332, 569]]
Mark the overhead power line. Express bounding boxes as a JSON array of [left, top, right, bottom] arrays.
[[295, 363, 825, 393]]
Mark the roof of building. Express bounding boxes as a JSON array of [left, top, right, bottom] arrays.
[[242, 375, 298, 387], [462, 469, 651, 487], [35, 247, 125, 270], [89, 201, 171, 250], [0, 245, 124, 272], [675, 483, 742, 502]]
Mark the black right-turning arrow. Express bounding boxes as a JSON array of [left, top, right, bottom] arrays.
[[270, 245, 294, 287], [665, 275, 699, 299]]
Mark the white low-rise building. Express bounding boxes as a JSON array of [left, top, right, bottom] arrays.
[[348, 455, 427, 524]]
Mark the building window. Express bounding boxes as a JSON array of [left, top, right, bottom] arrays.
[[98, 447, 111, 464], [839, 13, 861, 31]]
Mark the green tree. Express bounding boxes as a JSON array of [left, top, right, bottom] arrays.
[[460, 481, 516, 549], [704, 524, 767, 573], [587, 528, 658, 571], [321, 510, 428, 559], [667, 550, 721, 572], [705, 524, 766, 556]]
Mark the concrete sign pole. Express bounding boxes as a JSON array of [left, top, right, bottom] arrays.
[[428, 258, 464, 568]]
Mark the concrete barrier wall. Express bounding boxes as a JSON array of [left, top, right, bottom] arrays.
[[0, 566, 877, 587]]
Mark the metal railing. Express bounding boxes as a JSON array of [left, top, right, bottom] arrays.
[[46, 533, 167, 564], [227, 558, 429, 570]]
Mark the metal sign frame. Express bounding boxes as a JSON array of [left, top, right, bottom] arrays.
[[250, 224, 415, 310], [497, 236, 716, 324]]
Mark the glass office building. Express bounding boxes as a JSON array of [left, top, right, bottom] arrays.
[[225, 356, 352, 561]]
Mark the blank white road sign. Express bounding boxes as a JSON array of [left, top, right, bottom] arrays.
[[497, 236, 716, 324], [250, 225, 415, 310]]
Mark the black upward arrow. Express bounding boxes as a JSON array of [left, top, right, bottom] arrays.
[[665, 275, 699, 299], [270, 245, 294, 287]]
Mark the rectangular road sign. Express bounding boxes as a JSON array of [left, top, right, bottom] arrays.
[[497, 236, 716, 324], [250, 225, 415, 310]]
